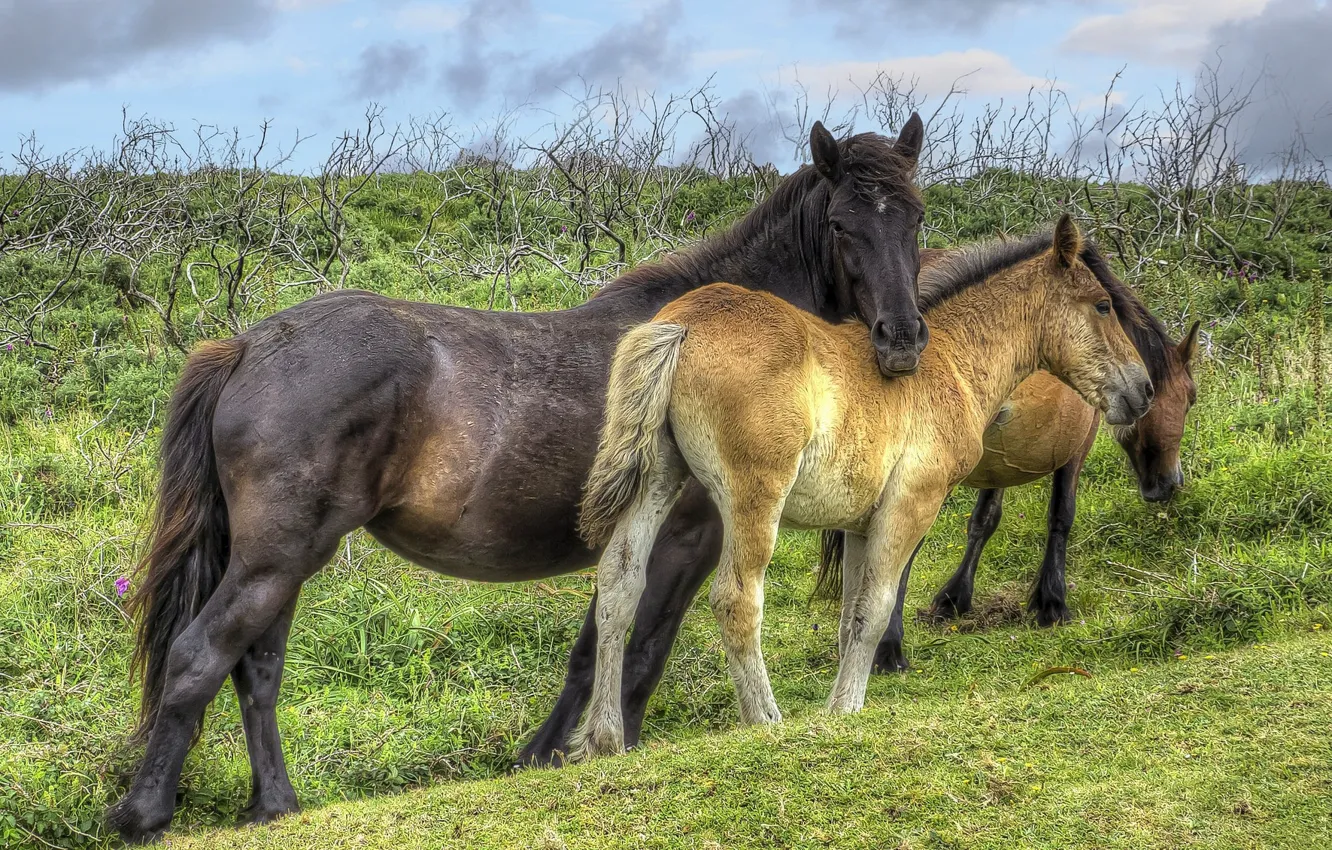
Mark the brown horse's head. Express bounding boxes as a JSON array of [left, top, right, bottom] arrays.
[[810, 115, 928, 377], [1112, 320, 1200, 502], [1035, 216, 1154, 426]]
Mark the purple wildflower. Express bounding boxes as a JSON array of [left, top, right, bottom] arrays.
[[560, 225, 568, 233], [685, 210, 696, 223], [4, 343, 11, 352], [115, 576, 130, 597], [43, 407, 53, 419]]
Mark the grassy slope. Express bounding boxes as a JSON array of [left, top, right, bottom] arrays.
[[163, 632, 1332, 850]]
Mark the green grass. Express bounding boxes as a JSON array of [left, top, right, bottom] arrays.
[[162, 632, 1332, 850]]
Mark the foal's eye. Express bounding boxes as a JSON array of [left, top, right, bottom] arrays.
[[1096, 300, 1112, 316]]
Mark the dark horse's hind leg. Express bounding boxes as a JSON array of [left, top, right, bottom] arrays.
[[871, 540, 922, 674], [1030, 454, 1087, 627], [232, 596, 300, 825], [108, 533, 341, 844], [930, 488, 1005, 619], [516, 482, 722, 768]]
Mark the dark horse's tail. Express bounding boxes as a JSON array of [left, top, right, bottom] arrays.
[[128, 339, 245, 742]]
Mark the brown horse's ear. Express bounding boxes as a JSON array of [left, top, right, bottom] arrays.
[[1052, 214, 1082, 268], [1179, 319, 1201, 363], [893, 112, 924, 165], [810, 121, 841, 182]]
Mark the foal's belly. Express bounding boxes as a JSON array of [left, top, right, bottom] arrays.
[[963, 372, 1097, 490], [780, 435, 883, 533]]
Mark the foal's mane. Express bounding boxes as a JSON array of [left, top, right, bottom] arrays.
[[917, 232, 1178, 385], [595, 132, 921, 302]]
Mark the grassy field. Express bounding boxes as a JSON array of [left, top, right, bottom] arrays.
[[1, 160, 1331, 847]]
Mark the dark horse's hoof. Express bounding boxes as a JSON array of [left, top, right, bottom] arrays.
[[871, 642, 911, 674], [929, 588, 973, 621], [239, 796, 300, 827], [105, 796, 170, 846], [1032, 600, 1072, 628]]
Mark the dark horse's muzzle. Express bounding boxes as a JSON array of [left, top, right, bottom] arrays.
[[873, 316, 930, 377]]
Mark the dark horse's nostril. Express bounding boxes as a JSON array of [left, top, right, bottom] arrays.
[[871, 320, 890, 346], [915, 316, 930, 351]]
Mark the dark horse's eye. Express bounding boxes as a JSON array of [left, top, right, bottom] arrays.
[[1096, 300, 1112, 316], [830, 220, 845, 235]]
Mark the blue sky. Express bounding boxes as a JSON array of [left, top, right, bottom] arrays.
[[0, 0, 1327, 170]]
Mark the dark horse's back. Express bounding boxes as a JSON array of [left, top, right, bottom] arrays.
[[212, 288, 632, 582]]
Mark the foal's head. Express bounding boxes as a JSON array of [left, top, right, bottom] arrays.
[[810, 115, 928, 376], [1036, 216, 1154, 427]]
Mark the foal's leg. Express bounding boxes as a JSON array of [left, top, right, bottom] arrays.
[[571, 466, 684, 760], [828, 485, 942, 714], [931, 487, 1004, 619], [516, 482, 721, 768], [107, 529, 342, 844], [1030, 450, 1089, 627], [710, 498, 786, 726], [232, 596, 300, 824]]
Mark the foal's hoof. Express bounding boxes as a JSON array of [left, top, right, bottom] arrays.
[[872, 643, 910, 674], [513, 747, 569, 771], [105, 797, 170, 846], [239, 796, 300, 827], [1032, 601, 1072, 628], [567, 725, 625, 762]]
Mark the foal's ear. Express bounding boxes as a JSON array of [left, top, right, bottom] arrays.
[[810, 121, 841, 182], [1179, 319, 1201, 364], [1052, 213, 1082, 268], [893, 112, 925, 165]]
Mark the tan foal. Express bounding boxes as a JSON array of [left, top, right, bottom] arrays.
[[571, 216, 1153, 759]]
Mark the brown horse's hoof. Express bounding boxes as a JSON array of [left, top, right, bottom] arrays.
[[872, 642, 910, 674], [239, 796, 300, 827]]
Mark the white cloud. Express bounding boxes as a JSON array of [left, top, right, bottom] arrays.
[[1061, 0, 1270, 66], [785, 49, 1055, 98], [393, 2, 464, 31]]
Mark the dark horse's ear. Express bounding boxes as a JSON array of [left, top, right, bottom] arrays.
[[1052, 213, 1082, 268], [810, 121, 841, 183], [1179, 319, 1201, 364], [893, 112, 924, 165]]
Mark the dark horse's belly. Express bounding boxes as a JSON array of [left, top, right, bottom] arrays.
[[215, 289, 636, 584]]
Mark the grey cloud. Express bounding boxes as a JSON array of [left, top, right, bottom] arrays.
[[520, 0, 686, 99], [715, 90, 794, 166], [438, 0, 533, 106], [350, 41, 428, 99], [0, 0, 275, 92], [1206, 0, 1332, 163], [804, 0, 1072, 40]]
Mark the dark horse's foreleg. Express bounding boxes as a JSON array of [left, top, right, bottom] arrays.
[[1030, 453, 1089, 627], [516, 482, 722, 768], [108, 533, 340, 844], [870, 540, 923, 674], [232, 596, 300, 825], [930, 487, 1005, 619]]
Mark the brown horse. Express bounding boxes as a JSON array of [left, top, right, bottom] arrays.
[[851, 248, 1200, 672], [569, 216, 1152, 758], [520, 232, 1195, 764], [107, 117, 928, 844]]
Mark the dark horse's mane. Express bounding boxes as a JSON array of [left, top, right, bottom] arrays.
[[814, 228, 1179, 601], [917, 232, 1175, 385], [594, 132, 922, 308]]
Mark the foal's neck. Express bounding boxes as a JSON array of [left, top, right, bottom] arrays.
[[925, 266, 1049, 427]]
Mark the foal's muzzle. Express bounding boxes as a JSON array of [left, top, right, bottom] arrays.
[[1104, 365, 1154, 426]]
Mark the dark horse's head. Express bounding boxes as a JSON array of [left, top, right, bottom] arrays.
[[810, 115, 928, 376], [1087, 249, 1201, 502]]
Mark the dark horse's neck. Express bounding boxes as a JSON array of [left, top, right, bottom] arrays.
[[582, 169, 835, 323]]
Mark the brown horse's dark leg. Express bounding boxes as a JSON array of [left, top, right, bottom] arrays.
[[232, 595, 300, 825], [871, 539, 923, 674], [1030, 452, 1090, 627], [516, 482, 721, 768], [108, 534, 339, 844], [930, 488, 1005, 619]]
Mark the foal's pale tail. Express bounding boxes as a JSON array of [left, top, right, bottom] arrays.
[[579, 322, 687, 547]]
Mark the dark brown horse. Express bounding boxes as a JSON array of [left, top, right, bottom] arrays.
[[521, 235, 1197, 763], [107, 117, 927, 844]]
